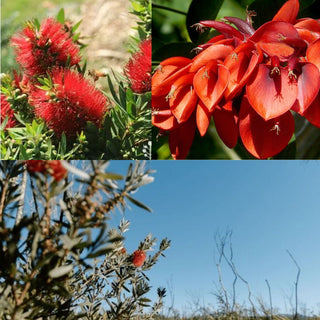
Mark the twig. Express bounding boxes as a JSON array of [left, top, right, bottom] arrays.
[[265, 279, 273, 319], [287, 250, 301, 320], [152, 4, 187, 15]]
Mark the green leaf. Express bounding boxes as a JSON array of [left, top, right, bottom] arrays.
[[152, 42, 197, 63], [49, 264, 73, 278], [186, 0, 224, 44], [273, 134, 296, 159], [72, 19, 82, 33], [125, 194, 152, 212], [86, 247, 114, 259], [56, 8, 65, 24]]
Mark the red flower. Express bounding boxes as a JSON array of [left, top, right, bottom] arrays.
[[132, 250, 146, 267], [47, 161, 68, 181], [26, 160, 67, 181], [29, 68, 107, 136], [124, 38, 151, 93], [1, 94, 16, 129], [26, 160, 47, 173], [11, 18, 81, 77], [152, 0, 320, 159]]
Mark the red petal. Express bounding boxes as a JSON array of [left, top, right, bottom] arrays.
[[291, 63, 320, 114], [257, 42, 294, 60], [246, 64, 298, 120], [224, 49, 260, 100], [196, 100, 211, 136], [212, 101, 239, 148], [193, 63, 229, 112], [190, 44, 233, 72], [160, 56, 192, 67], [169, 85, 198, 123], [272, 0, 299, 23], [306, 39, 320, 72], [152, 95, 178, 130], [303, 91, 320, 128], [169, 114, 196, 159], [152, 64, 191, 96], [250, 21, 300, 44], [239, 96, 295, 159]]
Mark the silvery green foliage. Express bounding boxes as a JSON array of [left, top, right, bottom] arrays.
[[0, 160, 170, 319]]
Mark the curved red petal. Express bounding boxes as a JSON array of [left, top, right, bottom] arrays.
[[257, 42, 294, 60], [196, 100, 212, 136], [303, 91, 320, 128], [306, 39, 320, 72], [246, 64, 298, 120], [292, 63, 320, 114], [239, 96, 295, 159], [169, 85, 198, 123], [152, 95, 178, 130], [250, 21, 300, 44], [193, 63, 229, 112], [212, 101, 239, 148], [190, 44, 233, 72], [224, 49, 260, 100], [169, 114, 196, 159], [152, 64, 191, 96], [272, 0, 299, 24], [160, 56, 192, 67]]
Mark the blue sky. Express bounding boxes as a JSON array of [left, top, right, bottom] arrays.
[[108, 160, 320, 315]]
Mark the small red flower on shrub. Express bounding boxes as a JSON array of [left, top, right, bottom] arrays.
[[152, 0, 320, 159], [1, 94, 16, 129], [29, 68, 107, 136], [132, 249, 146, 267], [11, 18, 81, 77], [26, 160, 67, 181], [125, 38, 151, 93]]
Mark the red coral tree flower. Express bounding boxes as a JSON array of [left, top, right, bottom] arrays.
[[1, 94, 17, 129], [29, 68, 107, 136], [132, 249, 146, 267], [11, 18, 81, 77], [124, 38, 151, 93]]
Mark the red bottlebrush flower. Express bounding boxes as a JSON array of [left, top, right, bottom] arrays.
[[26, 160, 67, 181], [47, 161, 68, 181], [26, 160, 47, 173], [132, 250, 146, 267], [11, 18, 81, 77], [29, 68, 107, 136], [1, 94, 16, 129], [124, 38, 152, 93]]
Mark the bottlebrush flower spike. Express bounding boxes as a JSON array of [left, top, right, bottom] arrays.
[[1, 94, 16, 129], [132, 250, 146, 267], [11, 18, 81, 77], [124, 38, 152, 93], [29, 68, 107, 137], [26, 160, 68, 181]]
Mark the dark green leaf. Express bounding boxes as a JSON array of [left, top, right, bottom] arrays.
[[186, 0, 224, 44]]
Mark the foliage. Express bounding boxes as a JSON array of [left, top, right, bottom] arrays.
[[0, 160, 170, 319]]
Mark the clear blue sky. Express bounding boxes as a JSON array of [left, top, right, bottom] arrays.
[[108, 160, 320, 315]]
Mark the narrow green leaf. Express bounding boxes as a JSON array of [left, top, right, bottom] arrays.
[[125, 194, 152, 212], [56, 8, 65, 24]]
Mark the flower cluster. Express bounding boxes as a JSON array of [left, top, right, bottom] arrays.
[[7, 18, 107, 137], [132, 249, 146, 267], [1, 94, 16, 129], [11, 18, 81, 77], [125, 38, 152, 93], [152, 0, 320, 159], [30, 68, 107, 136], [26, 160, 68, 181]]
